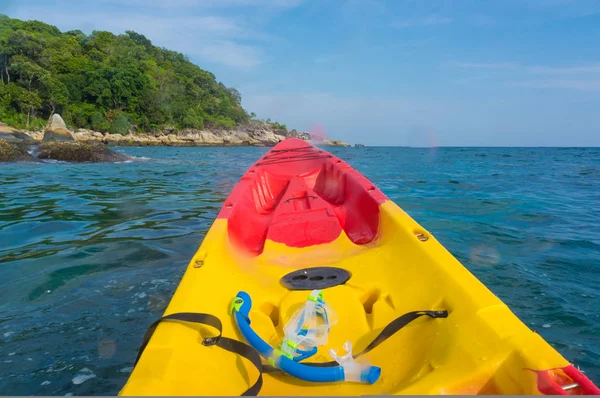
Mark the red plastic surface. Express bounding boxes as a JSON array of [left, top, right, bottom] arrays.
[[528, 365, 600, 395], [218, 138, 388, 254]]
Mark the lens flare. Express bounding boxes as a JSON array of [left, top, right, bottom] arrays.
[[98, 338, 116, 358], [425, 129, 439, 162], [469, 244, 500, 267], [309, 124, 327, 143]]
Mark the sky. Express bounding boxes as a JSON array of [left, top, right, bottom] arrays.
[[2, 0, 600, 146]]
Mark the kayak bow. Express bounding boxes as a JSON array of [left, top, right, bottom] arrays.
[[120, 138, 599, 396]]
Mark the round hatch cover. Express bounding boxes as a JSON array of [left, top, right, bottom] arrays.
[[280, 267, 351, 290]]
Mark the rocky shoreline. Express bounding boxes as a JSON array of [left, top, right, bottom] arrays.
[[1, 118, 350, 148], [1, 114, 351, 162]]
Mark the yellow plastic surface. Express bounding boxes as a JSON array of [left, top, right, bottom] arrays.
[[119, 200, 571, 395]]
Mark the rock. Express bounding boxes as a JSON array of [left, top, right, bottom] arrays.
[[0, 123, 20, 135], [192, 131, 223, 145], [223, 134, 246, 145], [0, 132, 24, 144], [10, 131, 37, 144], [0, 139, 35, 162], [43, 128, 75, 142], [43, 114, 76, 143], [104, 133, 125, 146], [322, 139, 351, 147], [27, 131, 44, 142], [18, 118, 343, 148], [250, 129, 285, 146], [35, 142, 131, 162], [0, 124, 37, 144], [47, 114, 67, 130]]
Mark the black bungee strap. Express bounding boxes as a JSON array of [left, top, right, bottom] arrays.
[[132, 309, 448, 395], [262, 309, 449, 372], [133, 312, 263, 396]]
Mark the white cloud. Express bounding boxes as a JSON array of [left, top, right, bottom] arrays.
[[4, 0, 300, 69], [528, 65, 600, 75], [447, 61, 520, 69], [451, 61, 600, 74], [241, 89, 600, 146], [196, 40, 264, 69], [115, 0, 304, 8], [447, 60, 600, 91], [242, 92, 464, 146], [392, 15, 452, 28], [513, 80, 600, 91]]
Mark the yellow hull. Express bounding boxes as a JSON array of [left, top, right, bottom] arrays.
[[119, 139, 597, 395]]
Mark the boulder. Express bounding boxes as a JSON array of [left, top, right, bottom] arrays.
[[0, 123, 37, 144], [27, 131, 44, 142], [322, 139, 351, 147], [0, 122, 20, 135], [35, 142, 131, 162], [196, 132, 224, 145], [0, 131, 24, 144], [10, 131, 37, 144], [0, 139, 35, 162], [223, 134, 246, 145], [251, 129, 285, 146], [47, 113, 67, 130], [43, 114, 76, 142], [104, 133, 125, 146]]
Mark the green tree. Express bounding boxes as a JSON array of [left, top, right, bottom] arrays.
[[0, 15, 261, 132], [110, 113, 132, 135], [91, 111, 110, 132]]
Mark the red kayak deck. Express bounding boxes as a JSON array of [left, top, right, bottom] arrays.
[[217, 138, 388, 254]]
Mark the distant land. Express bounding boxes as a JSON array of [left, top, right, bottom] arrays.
[[0, 14, 349, 147]]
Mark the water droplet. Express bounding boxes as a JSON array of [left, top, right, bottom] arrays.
[[98, 338, 116, 359]]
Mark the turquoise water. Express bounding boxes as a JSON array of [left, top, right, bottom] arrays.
[[0, 146, 598, 395]]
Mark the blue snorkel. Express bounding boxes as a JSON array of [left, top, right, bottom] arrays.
[[230, 291, 381, 384]]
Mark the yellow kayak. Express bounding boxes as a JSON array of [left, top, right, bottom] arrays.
[[120, 138, 599, 396]]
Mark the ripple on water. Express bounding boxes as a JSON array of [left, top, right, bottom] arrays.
[[0, 146, 598, 394]]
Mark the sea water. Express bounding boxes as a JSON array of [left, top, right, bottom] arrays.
[[0, 146, 598, 394]]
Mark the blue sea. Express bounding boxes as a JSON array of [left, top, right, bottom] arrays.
[[0, 146, 598, 395]]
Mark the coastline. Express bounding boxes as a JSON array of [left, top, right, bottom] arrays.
[[2, 122, 351, 148]]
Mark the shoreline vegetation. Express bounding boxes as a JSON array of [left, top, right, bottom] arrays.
[[0, 14, 351, 162]]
